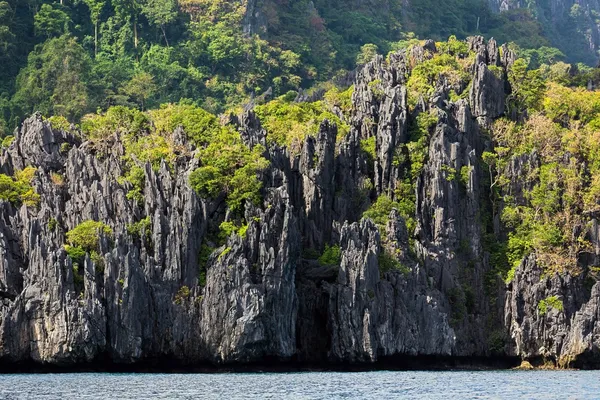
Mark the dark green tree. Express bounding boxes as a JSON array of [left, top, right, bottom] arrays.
[[12, 35, 91, 120], [121, 71, 156, 110], [142, 0, 177, 47], [34, 4, 70, 38], [84, 0, 105, 56]]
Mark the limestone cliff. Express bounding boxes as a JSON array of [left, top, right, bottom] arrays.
[[1, 37, 600, 370]]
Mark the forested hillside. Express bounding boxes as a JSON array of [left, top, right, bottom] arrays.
[[0, 0, 598, 137]]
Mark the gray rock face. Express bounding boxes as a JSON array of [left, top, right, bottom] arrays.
[[299, 121, 337, 249], [469, 60, 505, 122], [504, 254, 595, 365], [327, 218, 455, 363], [201, 186, 299, 363], [1, 37, 599, 369]]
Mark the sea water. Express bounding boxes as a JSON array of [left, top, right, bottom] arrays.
[[1, 370, 598, 399]]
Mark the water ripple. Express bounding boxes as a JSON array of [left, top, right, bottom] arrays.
[[0, 370, 599, 399]]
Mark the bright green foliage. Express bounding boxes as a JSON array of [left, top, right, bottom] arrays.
[[318, 244, 341, 266], [255, 98, 349, 151], [174, 285, 190, 304], [127, 133, 174, 170], [34, 4, 71, 39], [356, 43, 379, 65], [189, 124, 269, 213], [65, 220, 112, 277], [360, 136, 376, 161], [149, 103, 220, 145], [82, 106, 175, 205], [126, 216, 151, 239], [218, 220, 249, 241], [142, 0, 177, 46], [363, 195, 398, 229], [407, 111, 437, 180], [372, 78, 393, 104], [362, 192, 419, 240], [66, 220, 112, 251], [65, 245, 86, 266], [121, 72, 157, 110], [0, 166, 39, 207], [47, 115, 71, 131], [323, 85, 354, 119], [542, 83, 600, 128], [490, 77, 600, 276], [505, 265, 516, 284], [507, 58, 547, 114], [488, 65, 503, 79], [123, 166, 145, 204], [459, 165, 471, 187], [407, 51, 471, 106], [393, 180, 417, 236], [218, 246, 232, 260], [441, 165, 457, 181], [81, 106, 149, 139], [436, 35, 469, 56], [538, 295, 563, 315], [0, 0, 598, 135], [1, 135, 13, 148]]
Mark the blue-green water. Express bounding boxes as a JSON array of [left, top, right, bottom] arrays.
[[1, 370, 598, 399]]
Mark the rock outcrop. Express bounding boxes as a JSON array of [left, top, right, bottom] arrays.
[[1, 37, 599, 370]]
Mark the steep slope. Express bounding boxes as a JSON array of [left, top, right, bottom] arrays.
[[1, 37, 600, 370]]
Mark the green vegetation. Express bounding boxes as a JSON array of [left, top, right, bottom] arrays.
[[82, 106, 150, 140], [363, 195, 400, 229], [507, 58, 547, 115], [406, 41, 471, 106], [218, 221, 248, 241], [0, 0, 594, 140], [66, 220, 112, 251], [47, 115, 71, 131], [538, 295, 563, 315], [255, 97, 349, 152], [318, 244, 341, 266], [48, 218, 57, 231], [0, 167, 40, 207], [218, 247, 232, 260], [378, 250, 409, 275], [126, 216, 151, 240], [78, 100, 269, 218], [441, 165, 457, 182], [363, 190, 416, 239], [149, 103, 219, 145], [174, 285, 191, 305], [198, 243, 215, 287], [64, 220, 112, 291], [407, 111, 437, 180], [189, 128, 269, 213], [486, 60, 600, 279], [459, 165, 471, 187], [0, 1, 599, 302], [360, 136, 376, 161], [1, 136, 14, 148], [324, 85, 354, 119]]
